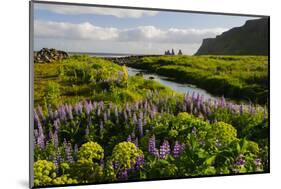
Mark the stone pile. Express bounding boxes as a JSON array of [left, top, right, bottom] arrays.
[[34, 48, 68, 63]]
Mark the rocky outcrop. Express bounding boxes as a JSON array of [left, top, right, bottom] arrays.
[[195, 18, 269, 55], [34, 48, 68, 63]]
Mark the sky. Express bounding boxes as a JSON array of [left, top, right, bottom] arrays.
[[33, 3, 261, 55]]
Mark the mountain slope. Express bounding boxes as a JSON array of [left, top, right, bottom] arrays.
[[195, 18, 269, 55]]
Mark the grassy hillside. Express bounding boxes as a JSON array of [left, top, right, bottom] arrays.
[[34, 54, 174, 109], [129, 55, 268, 104]]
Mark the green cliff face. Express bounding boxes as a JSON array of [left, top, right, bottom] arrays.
[[195, 18, 269, 56]]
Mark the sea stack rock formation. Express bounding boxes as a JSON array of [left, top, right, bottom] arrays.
[[195, 18, 269, 55]]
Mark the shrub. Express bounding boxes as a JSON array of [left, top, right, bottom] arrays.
[[44, 81, 60, 107]]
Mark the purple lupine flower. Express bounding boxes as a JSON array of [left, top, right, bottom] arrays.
[[123, 110, 128, 121], [66, 104, 73, 120], [118, 169, 128, 180], [52, 155, 59, 174], [113, 161, 119, 170], [99, 159, 104, 167], [131, 131, 136, 138], [191, 91, 195, 101], [100, 121, 104, 132], [250, 106, 256, 116], [254, 158, 262, 167], [53, 130, 59, 148], [85, 125, 89, 135], [152, 148, 160, 158], [48, 105, 54, 120], [221, 96, 226, 107], [114, 106, 118, 118], [135, 155, 145, 171], [74, 103, 80, 115], [143, 117, 147, 126], [206, 106, 211, 117], [57, 150, 64, 164], [214, 100, 218, 109], [53, 110, 59, 119], [182, 102, 187, 112], [65, 141, 74, 163], [34, 129, 39, 141], [137, 117, 144, 137], [127, 135, 132, 142], [159, 140, 170, 159], [133, 113, 137, 125], [193, 107, 198, 115], [234, 154, 245, 166], [37, 106, 45, 121], [35, 110, 45, 149], [48, 131, 53, 140], [196, 93, 200, 102], [148, 135, 156, 154], [93, 101, 97, 110], [179, 143, 186, 154], [144, 99, 148, 109], [103, 112, 107, 122], [84, 101, 92, 115], [172, 141, 181, 158], [53, 119, 60, 130], [191, 126, 197, 135], [97, 107, 101, 116], [135, 102, 139, 110], [148, 134, 155, 152], [34, 110, 41, 128], [58, 105, 67, 121], [134, 137, 139, 147]]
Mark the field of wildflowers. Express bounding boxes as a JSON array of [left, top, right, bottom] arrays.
[[33, 55, 268, 187]]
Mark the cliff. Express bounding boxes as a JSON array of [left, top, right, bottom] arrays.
[[195, 18, 269, 55]]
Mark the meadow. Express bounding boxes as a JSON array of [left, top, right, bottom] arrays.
[[33, 55, 268, 187], [128, 55, 268, 104]]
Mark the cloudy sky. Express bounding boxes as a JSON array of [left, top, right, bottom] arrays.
[[33, 3, 259, 55]]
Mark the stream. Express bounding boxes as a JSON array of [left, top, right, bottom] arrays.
[[127, 66, 216, 100]]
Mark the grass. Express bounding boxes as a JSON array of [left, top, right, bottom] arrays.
[[34, 54, 175, 110], [129, 55, 268, 104]]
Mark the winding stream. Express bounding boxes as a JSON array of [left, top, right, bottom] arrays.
[[127, 66, 215, 100]]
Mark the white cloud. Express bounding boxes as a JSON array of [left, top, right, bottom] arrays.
[[34, 20, 227, 44], [35, 4, 158, 18], [35, 21, 118, 40]]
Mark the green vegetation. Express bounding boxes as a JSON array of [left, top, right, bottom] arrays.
[[33, 54, 268, 187], [129, 55, 268, 104], [34, 54, 174, 109]]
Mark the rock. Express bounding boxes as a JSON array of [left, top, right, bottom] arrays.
[[136, 72, 143, 76], [195, 18, 269, 56], [149, 76, 154, 80], [34, 48, 68, 63]]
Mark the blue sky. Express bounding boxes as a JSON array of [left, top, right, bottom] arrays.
[[33, 3, 260, 54]]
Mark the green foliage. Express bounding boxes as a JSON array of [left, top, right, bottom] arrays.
[[209, 121, 237, 147], [144, 155, 178, 178], [111, 142, 143, 170], [52, 175, 78, 185], [78, 141, 104, 161], [44, 81, 60, 106], [34, 160, 57, 186], [131, 55, 268, 104], [33, 54, 268, 186], [34, 160, 78, 186]]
